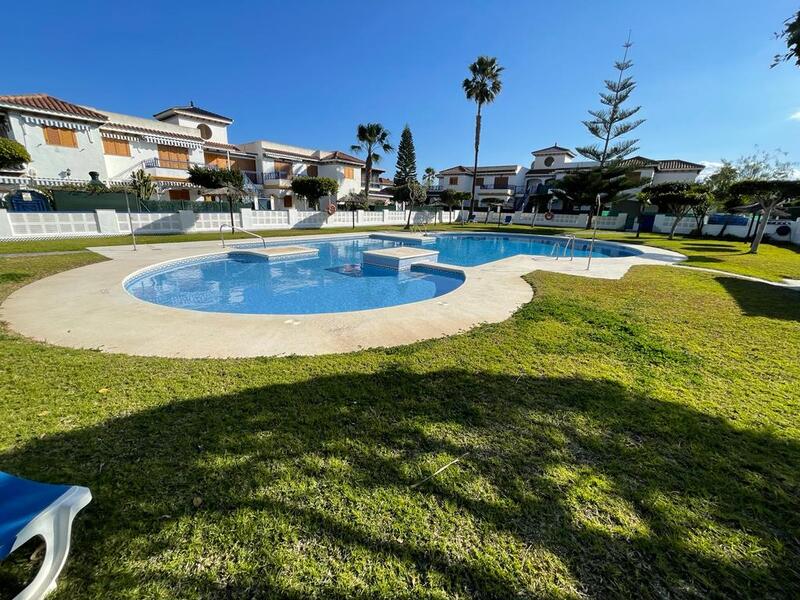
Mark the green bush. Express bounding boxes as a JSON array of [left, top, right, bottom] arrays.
[[0, 137, 31, 170]]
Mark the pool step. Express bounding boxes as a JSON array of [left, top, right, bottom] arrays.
[[362, 246, 439, 271], [369, 233, 437, 245], [232, 245, 319, 262]]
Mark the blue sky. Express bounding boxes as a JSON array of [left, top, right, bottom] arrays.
[[3, 0, 799, 176]]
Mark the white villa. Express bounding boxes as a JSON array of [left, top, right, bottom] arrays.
[[0, 93, 389, 209], [434, 144, 704, 210]]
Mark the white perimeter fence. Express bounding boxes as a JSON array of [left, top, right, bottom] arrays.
[[0, 208, 797, 245]]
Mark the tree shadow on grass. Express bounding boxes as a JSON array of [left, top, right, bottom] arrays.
[[717, 276, 800, 322], [1, 371, 798, 599]]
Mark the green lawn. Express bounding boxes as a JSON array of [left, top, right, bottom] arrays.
[[0, 249, 798, 598]]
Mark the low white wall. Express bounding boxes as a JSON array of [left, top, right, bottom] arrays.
[[0, 209, 457, 240], [2, 209, 796, 244], [654, 215, 798, 243]]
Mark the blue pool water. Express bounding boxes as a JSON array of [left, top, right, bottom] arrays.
[[428, 233, 640, 266], [125, 233, 640, 315], [125, 237, 464, 315]]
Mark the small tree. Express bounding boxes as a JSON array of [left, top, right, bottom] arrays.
[[729, 180, 800, 253], [551, 165, 638, 213], [187, 165, 245, 227], [639, 182, 703, 240], [689, 185, 715, 236], [400, 179, 428, 229], [290, 176, 338, 210], [0, 138, 31, 170], [576, 35, 645, 228], [439, 189, 470, 223], [130, 169, 156, 203]]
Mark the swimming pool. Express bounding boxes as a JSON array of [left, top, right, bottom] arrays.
[[125, 237, 464, 315], [428, 233, 640, 266], [124, 233, 641, 315]]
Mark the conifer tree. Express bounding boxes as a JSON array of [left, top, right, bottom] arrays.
[[393, 125, 418, 186]]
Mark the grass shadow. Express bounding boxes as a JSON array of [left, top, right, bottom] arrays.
[[1, 370, 798, 598], [717, 276, 800, 321]]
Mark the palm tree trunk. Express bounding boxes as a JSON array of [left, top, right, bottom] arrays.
[[469, 105, 482, 218], [749, 203, 773, 254], [364, 153, 372, 207]]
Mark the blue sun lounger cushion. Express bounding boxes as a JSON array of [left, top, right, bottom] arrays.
[[0, 471, 91, 600]]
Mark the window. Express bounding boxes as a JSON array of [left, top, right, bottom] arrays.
[[449, 176, 458, 185], [168, 189, 191, 201], [494, 176, 509, 189], [157, 144, 189, 169], [274, 161, 292, 178], [306, 165, 318, 177], [476, 177, 484, 186], [543, 156, 555, 167], [197, 124, 212, 140], [343, 166, 354, 179], [42, 126, 77, 148], [102, 137, 130, 157]]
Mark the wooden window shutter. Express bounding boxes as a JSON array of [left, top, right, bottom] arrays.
[[449, 176, 458, 185], [307, 165, 318, 177]]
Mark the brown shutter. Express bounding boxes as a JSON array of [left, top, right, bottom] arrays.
[[494, 176, 508, 188], [306, 165, 318, 177]]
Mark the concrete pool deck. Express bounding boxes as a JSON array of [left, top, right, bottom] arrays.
[[0, 231, 685, 358]]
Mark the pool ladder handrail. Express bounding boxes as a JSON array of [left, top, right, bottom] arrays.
[[219, 224, 267, 248], [550, 235, 576, 261]]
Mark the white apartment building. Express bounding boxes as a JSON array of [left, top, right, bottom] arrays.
[[0, 93, 374, 209], [435, 144, 704, 210]]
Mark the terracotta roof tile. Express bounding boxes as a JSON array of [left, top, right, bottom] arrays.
[[0, 93, 107, 121], [321, 150, 365, 165], [657, 159, 704, 171]]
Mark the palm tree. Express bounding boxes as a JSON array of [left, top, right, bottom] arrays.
[[350, 123, 393, 206], [423, 167, 437, 187], [463, 56, 504, 218]]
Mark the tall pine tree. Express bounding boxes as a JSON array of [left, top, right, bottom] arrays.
[[393, 125, 418, 186], [576, 34, 644, 167], [575, 33, 644, 228]]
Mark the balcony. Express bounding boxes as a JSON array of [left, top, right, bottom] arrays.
[[143, 157, 202, 171], [479, 184, 517, 192]]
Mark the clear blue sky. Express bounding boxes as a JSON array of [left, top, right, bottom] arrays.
[[3, 0, 799, 176]]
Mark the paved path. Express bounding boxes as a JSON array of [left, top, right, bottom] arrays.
[[674, 264, 800, 291], [1, 232, 685, 358]]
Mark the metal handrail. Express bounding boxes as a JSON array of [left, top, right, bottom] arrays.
[[219, 224, 267, 248], [550, 242, 561, 258], [562, 235, 576, 261]]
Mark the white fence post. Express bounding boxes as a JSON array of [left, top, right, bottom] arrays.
[[0, 209, 13, 238], [94, 209, 120, 235]]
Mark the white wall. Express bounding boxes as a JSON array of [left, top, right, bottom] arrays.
[[159, 114, 229, 144], [7, 113, 108, 180]]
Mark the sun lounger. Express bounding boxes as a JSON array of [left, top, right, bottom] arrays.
[[0, 471, 91, 599]]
